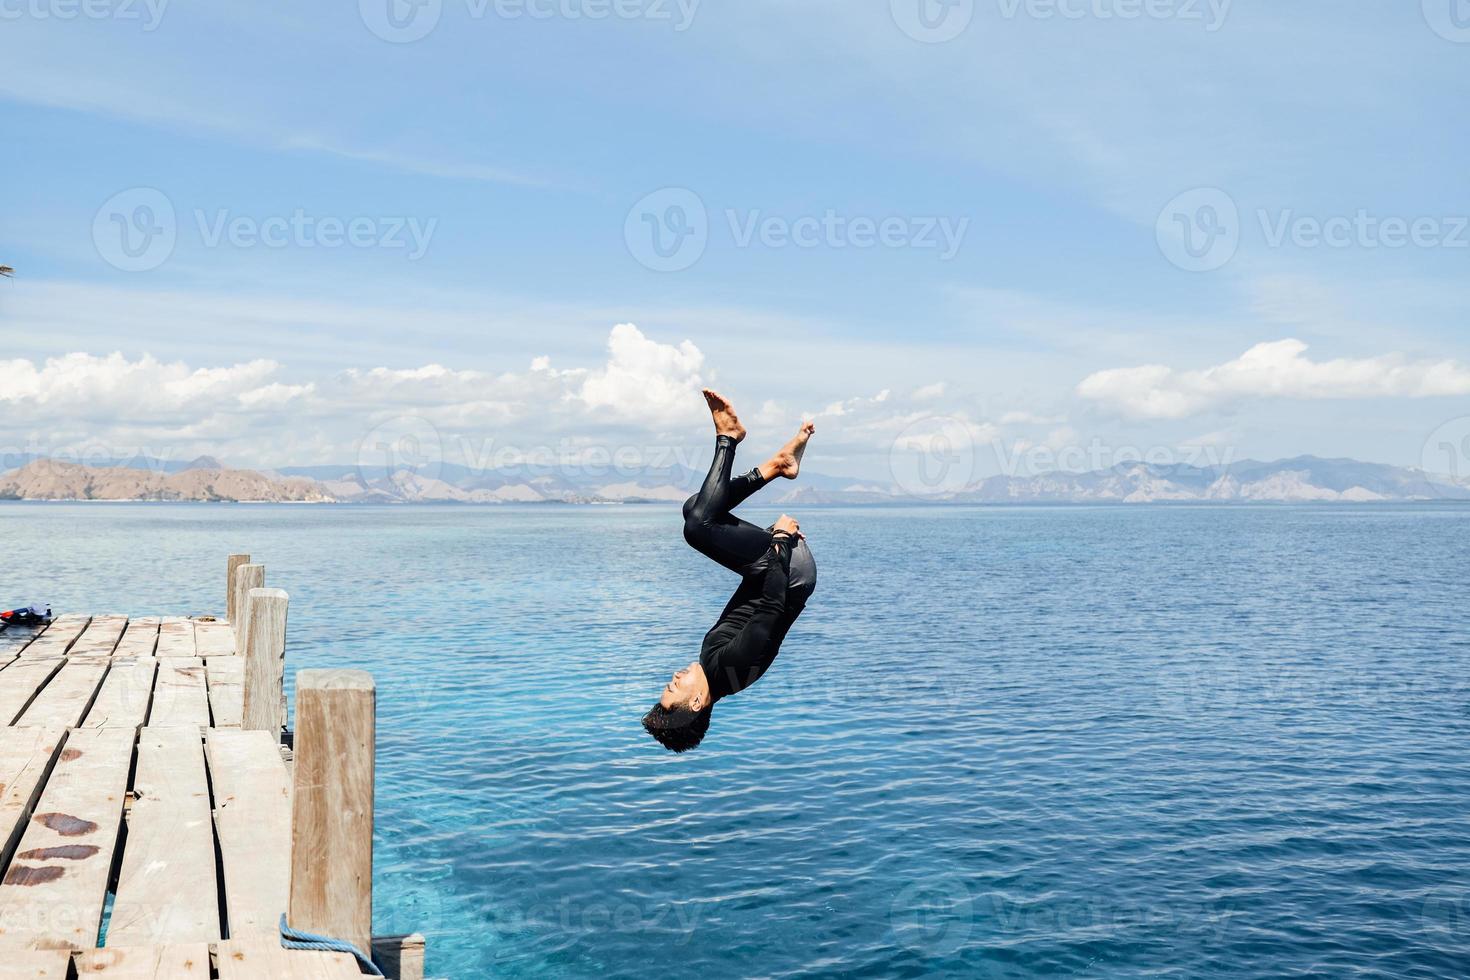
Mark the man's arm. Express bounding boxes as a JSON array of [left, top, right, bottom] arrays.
[[738, 528, 794, 649], [710, 529, 794, 695]]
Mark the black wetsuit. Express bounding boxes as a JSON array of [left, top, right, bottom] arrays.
[[682, 435, 817, 702]]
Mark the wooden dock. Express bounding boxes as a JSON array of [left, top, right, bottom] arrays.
[[0, 556, 425, 979]]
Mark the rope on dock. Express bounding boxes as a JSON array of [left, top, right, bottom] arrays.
[[280, 913, 385, 976]]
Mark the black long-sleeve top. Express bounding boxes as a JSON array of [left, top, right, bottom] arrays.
[[699, 532, 795, 702]]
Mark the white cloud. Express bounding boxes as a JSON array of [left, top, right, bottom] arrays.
[[1077, 339, 1470, 419], [0, 326, 733, 467], [911, 382, 946, 401], [0, 323, 1031, 479], [0, 352, 285, 411], [575, 324, 706, 427]]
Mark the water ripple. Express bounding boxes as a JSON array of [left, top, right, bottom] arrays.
[[3, 502, 1469, 978]]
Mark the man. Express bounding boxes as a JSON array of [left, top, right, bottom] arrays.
[[643, 389, 817, 753]]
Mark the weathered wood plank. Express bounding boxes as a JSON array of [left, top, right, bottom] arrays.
[[206, 728, 292, 937], [15, 660, 109, 728], [290, 670, 375, 957], [0, 630, 37, 660], [226, 554, 251, 624], [113, 618, 160, 659], [205, 658, 244, 729], [18, 615, 90, 658], [66, 615, 128, 658], [76, 943, 211, 978], [242, 589, 288, 734], [155, 619, 197, 658], [232, 565, 265, 655], [0, 727, 65, 870], [194, 619, 235, 657], [0, 949, 70, 977], [146, 659, 210, 729], [0, 659, 67, 725], [108, 727, 219, 946], [79, 659, 157, 729], [0, 727, 133, 950], [215, 938, 363, 979]]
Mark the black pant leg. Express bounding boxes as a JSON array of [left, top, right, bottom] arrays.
[[683, 437, 775, 574]]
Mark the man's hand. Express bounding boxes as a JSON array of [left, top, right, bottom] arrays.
[[773, 514, 800, 537]]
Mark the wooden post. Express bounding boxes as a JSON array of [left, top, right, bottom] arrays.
[[242, 588, 288, 735], [372, 934, 426, 980], [289, 669, 375, 961], [226, 553, 250, 623], [232, 564, 265, 654]]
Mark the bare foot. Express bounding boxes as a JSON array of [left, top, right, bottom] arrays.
[[702, 388, 746, 443], [768, 420, 816, 479]]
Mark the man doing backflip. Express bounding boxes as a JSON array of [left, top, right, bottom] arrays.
[[642, 389, 817, 752]]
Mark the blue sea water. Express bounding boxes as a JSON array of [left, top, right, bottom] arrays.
[[1, 501, 1469, 979]]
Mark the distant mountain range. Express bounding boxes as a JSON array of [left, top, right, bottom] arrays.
[[1, 454, 1466, 504], [914, 456, 1470, 504], [0, 459, 331, 502]]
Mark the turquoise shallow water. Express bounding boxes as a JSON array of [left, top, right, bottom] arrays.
[[2, 502, 1469, 978]]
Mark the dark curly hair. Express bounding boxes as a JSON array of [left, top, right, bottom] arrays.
[[642, 702, 712, 753]]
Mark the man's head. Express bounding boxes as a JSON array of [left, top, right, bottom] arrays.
[[643, 661, 713, 752]]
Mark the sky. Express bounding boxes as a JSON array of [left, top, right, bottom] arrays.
[[2, 1, 1469, 486]]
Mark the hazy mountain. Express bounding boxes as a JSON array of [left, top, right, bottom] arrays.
[[0, 460, 334, 503], [3, 455, 1466, 504], [949, 457, 1470, 503]]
